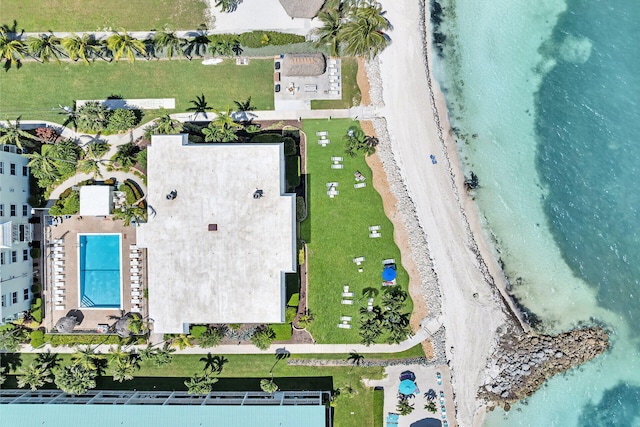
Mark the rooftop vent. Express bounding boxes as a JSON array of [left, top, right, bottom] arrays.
[[253, 189, 264, 199], [166, 190, 178, 200], [208, 224, 218, 231]]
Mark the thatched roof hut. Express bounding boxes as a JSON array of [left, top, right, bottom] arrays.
[[114, 317, 131, 338], [282, 53, 326, 76], [279, 0, 325, 19], [55, 316, 79, 334]]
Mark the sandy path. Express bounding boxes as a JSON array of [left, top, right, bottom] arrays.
[[374, 1, 514, 425]]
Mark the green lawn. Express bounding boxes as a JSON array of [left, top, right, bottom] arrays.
[[311, 57, 361, 110], [6, 352, 389, 427], [0, 59, 274, 123], [0, 0, 209, 32], [301, 119, 413, 344]]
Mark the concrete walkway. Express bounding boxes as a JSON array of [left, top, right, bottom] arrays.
[[15, 321, 443, 355]]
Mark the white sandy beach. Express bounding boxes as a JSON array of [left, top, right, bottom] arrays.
[[374, 1, 518, 425]]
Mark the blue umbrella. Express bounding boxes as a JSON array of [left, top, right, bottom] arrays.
[[382, 267, 397, 281], [399, 379, 417, 395]]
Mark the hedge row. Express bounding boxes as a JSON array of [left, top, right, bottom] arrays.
[[43, 334, 145, 347], [123, 179, 146, 208], [237, 31, 305, 48]]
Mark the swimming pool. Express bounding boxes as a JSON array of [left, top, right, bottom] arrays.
[[78, 233, 122, 308]]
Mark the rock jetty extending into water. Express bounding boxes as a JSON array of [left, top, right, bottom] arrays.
[[480, 327, 609, 409]]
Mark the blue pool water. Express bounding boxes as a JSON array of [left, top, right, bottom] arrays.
[[78, 234, 122, 308]]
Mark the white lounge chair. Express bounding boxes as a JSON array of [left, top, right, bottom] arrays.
[[370, 232, 381, 238], [368, 225, 381, 231], [130, 282, 141, 289], [131, 298, 141, 304], [130, 268, 140, 273], [54, 281, 65, 288], [54, 289, 64, 295], [342, 292, 354, 297], [54, 274, 65, 280], [341, 299, 354, 305], [53, 296, 64, 303], [130, 253, 141, 259], [354, 183, 366, 189], [331, 156, 343, 162], [343, 285, 349, 293], [131, 306, 141, 313], [54, 267, 65, 273], [54, 304, 65, 311], [340, 316, 352, 321], [131, 291, 141, 297], [331, 164, 344, 169], [316, 131, 328, 137]]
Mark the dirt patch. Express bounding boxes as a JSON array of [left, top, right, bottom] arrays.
[[361, 121, 429, 334], [356, 57, 372, 106]]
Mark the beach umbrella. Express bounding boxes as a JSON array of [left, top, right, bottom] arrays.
[[399, 379, 417, 395], [382, 267, 397, 281], [55, 316, 79, 333]]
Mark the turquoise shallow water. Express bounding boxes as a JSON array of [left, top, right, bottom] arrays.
[[431, 0, 640, 425]]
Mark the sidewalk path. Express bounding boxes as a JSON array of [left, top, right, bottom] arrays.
[[14, 321, 442, 355]]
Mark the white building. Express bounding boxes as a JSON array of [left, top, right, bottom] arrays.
[[0, 146, 34, 324], [137, 135, 297, 333]]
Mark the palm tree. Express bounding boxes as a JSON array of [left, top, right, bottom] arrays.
[[114, 205, 147, 227], [17, 361, 53, 391], [62, 33, 100, 64], [111, 355, 140, 382], [112, 142, 139, 169], [36, 351, 61, 371], [251, 327, 276, 350], [212, 106, 243, 130], [185, 373, 218, 395], [396, 398, 415, 416], [313, 8, 343, 56], [107, 29, 147, 62], [0, 27, 26, 68], [196, 327, 223, 348], [185, 31, 210, 58], [215, 0, 240, 13], [155, 113, 184, 134], [77, 101, 110, 133], [347, 351, 364, 388], [187, 94, 210, 114], [107, 345, 129, 365], [86, 141, 110, 159], [150, 342, 175, 367], [169, 334, 193, 350], [78, 158, 103, 178], [71, 346, 104, 372], [202, 122, 239, 143], [25, 148, 61, 182], [27, 33, 65, 63], [54, 365, 97, 395], [0, 117, 39, 149], [260, 378, 279, 394], [154, 30, 187, 59], [340, 15, 390, 59]]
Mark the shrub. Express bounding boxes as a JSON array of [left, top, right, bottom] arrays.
[[30, 247, 41, 259], [296, 196, 307, 222], [283, 137, 296, 155], [118, 184, 137, 205], [285, 307, 296, 323], [31, 282, 41, 294], [125, 179, 144, 201], [286, 156, 300, 188], [270, 323, 292, 341], [49, 190, 80, 216], [238, 31, 305, 48], [30, 330, 45, 348], [287, 293, 299, 308], [250, 133, 282, 143], [190, 325, 207, 339], [77, 101, 110, 133], [197, 328, 223, 348], [107, 108, 139, 132], [137, 148, 147, 169], [35, 127, 59, 143], [251, 327, 276, 350], [229, 323, 242, 330], [298, 247, 305, 265]]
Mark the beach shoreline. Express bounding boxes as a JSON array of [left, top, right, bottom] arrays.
[[364, 0, 536, 425]]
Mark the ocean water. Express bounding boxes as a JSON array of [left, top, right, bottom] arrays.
[[430, 0, 640, 425]]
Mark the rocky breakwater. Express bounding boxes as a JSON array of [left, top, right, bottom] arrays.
[[479, 327, 609, 409]]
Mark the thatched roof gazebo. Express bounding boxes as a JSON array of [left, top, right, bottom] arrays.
[[282, 53, 327, 76], [278, 0, 325, 19], [114, 317, 131, 338]]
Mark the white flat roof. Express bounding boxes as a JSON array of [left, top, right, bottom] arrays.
[[79, 186, 113, 216], [138, 135, 296, 333]]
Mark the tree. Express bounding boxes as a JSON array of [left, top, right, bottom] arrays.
[[107, 29, 147, 62], [0, 117, 39, 149], [77, 101, 110, 133], [112, 142, 139, 169], [169, 334, 193, 350], [26, 142, 78, 186], [71, 346, 104, 372], [62, 33, 100, 64], [313, 8, 343, 56], [396, 397, 415, 416], [127, 313, 147, 334], [107, 345, 129, 365], [215, 0, 240, 13], [260, 378, 279, 394], [27, 33, 65, 63], [0, 27, 26, 69], [78, 158, 102, 178], [153, 113, 184, 135], [107, 108, 139, 132], [86, 141, 110, 159], [341, 16, 390, 59], [185, 373, 218, 395], [54, 365, 97, 395], [344, 125, 378, 157], [251, 327, 276, 350], [211, 106, 243, 130], [187, 94, 211, 114], [16, 361, 53, 391], [424, 400, 437, 413], [154, 30, 187, 59], [202, 122, 238, 143], [196, 327, 223, 348], [114, 205, 147, 226], [347, 351, 364, 388], [111, 355, 140, 382], [150, 342, 175, 367]]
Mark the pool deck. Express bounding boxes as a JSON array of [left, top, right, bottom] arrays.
[[44, 215, 143, 333]]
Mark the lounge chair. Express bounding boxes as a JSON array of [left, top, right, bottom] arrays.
[[131, 282, 141, 289], [368, 225, 381, 231], [370, 232, 381, 238], [131, 306, 141, 313], [53, 296, 64, 303], [337, 323, 351, 329], [343, 285, 349, 292], [340, 316, 352, 321], [131, 291, 141, 297], [316, 131, 328, 137], [131, 298, 141, 304], [54, 289, 64, 295], [341, 299, 354, 305], [54, 304, 65, 311], [331, 164, 344, 169], [341, 292, 354, 297], [354, 183, 366, 189]]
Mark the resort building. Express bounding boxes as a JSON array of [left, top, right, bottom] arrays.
[[0, 145, 33, 324], [137, 134, 296, 334]]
